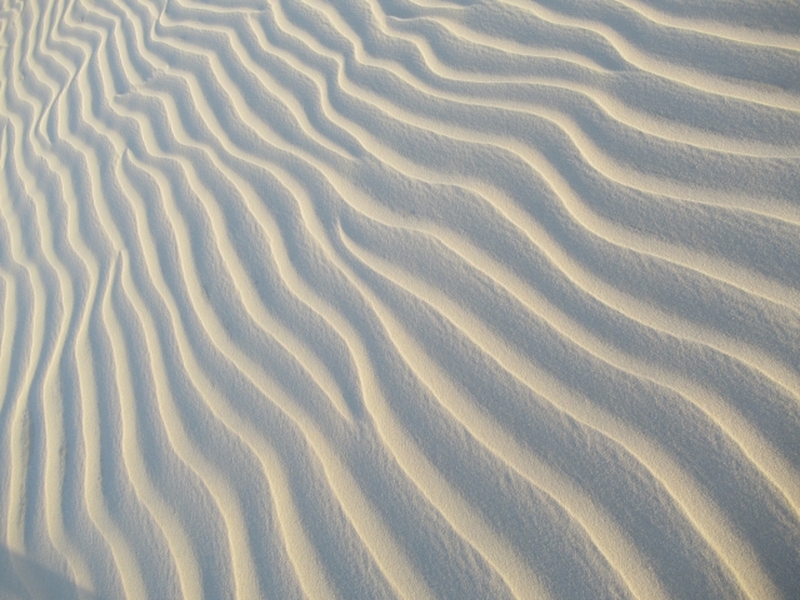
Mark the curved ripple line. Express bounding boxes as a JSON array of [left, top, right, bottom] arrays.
[[2, 0, 799, 597]]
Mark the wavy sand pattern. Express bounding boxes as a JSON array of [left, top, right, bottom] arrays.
[[2, 0, 800, 597]]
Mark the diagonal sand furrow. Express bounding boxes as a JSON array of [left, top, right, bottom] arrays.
[[3, 0, 799, 597], [6, 0, 213, 593], [207, 4, 800, 393], [44, 3, 440, 591], [86, 0, 360, 423], [339, 222, 784, 600], [8, 8, 179, 598], [32, 16, 266, 595], [2, 11, 109, 593], [234, 160, 553, 598], [608, 0, 800, 51], [296, 103, 800, 400], [119, 145, 434, 599], [316, 148, 800, 518], [277, 166, 657, 598], [115, 1, 800, 584], [259, 13, 800, 311], [414, 217, 800, 517], [101, 5, 552, 592], [0, 140, 72, 594], [104, 15, 595, 593], [500, 0, 800, 112], [325, 0, 800, 159], [237, 0, 800, 349], [72, 257, 147, 599], [273, 0, 800, 182]]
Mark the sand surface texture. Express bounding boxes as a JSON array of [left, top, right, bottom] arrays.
[[2, 0, 800, 597]]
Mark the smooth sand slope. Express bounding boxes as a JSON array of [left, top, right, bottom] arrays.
[[2, 0, 800, 597]]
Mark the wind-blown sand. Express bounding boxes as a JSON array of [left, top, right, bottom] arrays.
[[1, 0, 799, 597]]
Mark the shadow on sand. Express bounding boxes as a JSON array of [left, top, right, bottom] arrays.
[[0, 546, 100, 599]]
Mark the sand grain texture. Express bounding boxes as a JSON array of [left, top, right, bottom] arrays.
[[1, 0, 800, 597]]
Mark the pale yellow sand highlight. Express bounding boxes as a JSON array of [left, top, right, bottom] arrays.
[[1, 0, 799, 597]]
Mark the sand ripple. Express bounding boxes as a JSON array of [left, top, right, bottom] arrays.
[[2, 0, 799, 597]]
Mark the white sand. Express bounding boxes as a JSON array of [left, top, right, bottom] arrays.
[[1, 0, 799, 597]]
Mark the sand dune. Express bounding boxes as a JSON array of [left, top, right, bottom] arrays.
[[1, 0, 799, 597]]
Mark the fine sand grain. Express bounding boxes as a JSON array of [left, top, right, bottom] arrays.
[[1, 0, 799, 597]]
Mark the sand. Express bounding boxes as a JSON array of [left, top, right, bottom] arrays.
[[1, 0, 799, 597]]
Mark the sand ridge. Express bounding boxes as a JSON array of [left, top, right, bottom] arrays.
[[2, 0, 800, 597]]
